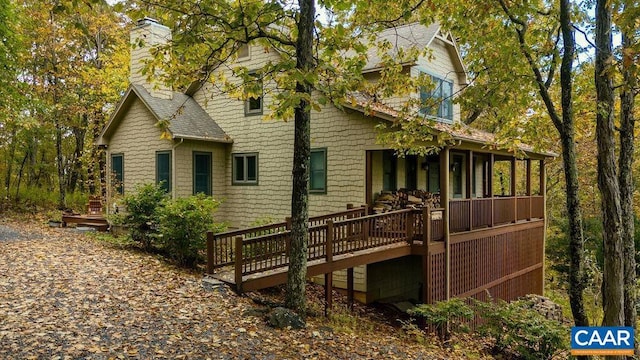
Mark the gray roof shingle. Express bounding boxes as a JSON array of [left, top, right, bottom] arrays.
[[132, 84, 231, 143], [364, 23, 440, 71]]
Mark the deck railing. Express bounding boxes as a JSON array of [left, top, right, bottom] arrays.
[[207, 206, 367, 272], [224, 209, 419, 287], [448, 195, 544, 233]]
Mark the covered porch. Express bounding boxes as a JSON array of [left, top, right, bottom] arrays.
[[365, 147, 546, 233]]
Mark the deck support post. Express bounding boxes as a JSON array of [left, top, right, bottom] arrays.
[[207, 232, 214, 275], [325, 221, 334, 317], [423, 207, 431, 303], [347, 268, 354, 310], [489, 153, 494, 227], [526, 159, 532, 220], [467, 150, 473, 231], [540, 159, 547, 295], [511, 157, 517, 223], [440, 147, 451, 300], [324, 273, 333, 317], [234, 236, 244, 293]]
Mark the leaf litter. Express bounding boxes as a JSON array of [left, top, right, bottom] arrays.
[[0, 219, 487, 359]]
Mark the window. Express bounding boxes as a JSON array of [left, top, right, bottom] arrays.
[[310, 148, 327, 193], [451, 154, 464, 198], [244, 71, 263, 116], [111, 154, 124, 195], [382, 150, 397, 191], [233, 153, 258, 185], [156, 151, 171, 193], [193, 152, 212, 195], [237, 44, 250, 59], [420, 74, 453, 122]]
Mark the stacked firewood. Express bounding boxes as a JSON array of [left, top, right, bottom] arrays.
[[372, 189, 441, 213]]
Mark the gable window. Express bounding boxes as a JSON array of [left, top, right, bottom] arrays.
[[310, 148, 327, 193], [193, 152, 212, 195], [111, 154, 124, 195], [244, 71, 263, 116], [237, 43, 250, 60], [382, 150, 397, 191], [233, 153, 258, 185], [156, 151, 171, 193], [420, 74, 453, 122]]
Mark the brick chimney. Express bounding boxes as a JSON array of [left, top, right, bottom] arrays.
[[130, 17, 172, 100]]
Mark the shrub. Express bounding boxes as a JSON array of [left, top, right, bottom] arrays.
[[122, 183, 167, 250], [156, 194, 225, 267], [408, 298, 473, 342], [475, 298, 568, 360]]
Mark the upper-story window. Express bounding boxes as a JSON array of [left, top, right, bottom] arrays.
[[420, 74, 453, 122], [244, 71, 263, 116], [237, 44, 250, 60]]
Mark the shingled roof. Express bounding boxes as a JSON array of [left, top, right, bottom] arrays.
[[344, 92, 556, 158], [100, 84, 232, 143]]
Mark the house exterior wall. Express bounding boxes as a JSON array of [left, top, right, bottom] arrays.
[[105, 98, 173, 200], [173, 140, 227, 199], [195, 45, 390, 228]]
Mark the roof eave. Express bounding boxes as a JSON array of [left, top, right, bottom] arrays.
[[173, 134, 234, 144]]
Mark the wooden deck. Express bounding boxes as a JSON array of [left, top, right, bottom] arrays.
[[62, 214, 109, 231], [206, 199, 545, 305]]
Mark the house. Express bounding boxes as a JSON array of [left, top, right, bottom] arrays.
[[99, 18, 553, 304]]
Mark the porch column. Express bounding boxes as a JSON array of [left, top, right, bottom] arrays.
[[511, 157, 517, 223], [526, 159, 532, 220], [540, 159, 547, 295], [365, 151, 373, 207], [466, 150, 473, 231], [489, 153, 494, 227], [439, 147, 450, 300]]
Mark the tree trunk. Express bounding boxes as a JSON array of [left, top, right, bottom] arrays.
[[4, 126, 17, 199], [559, 0, 589, 328], [55, 119, 65, 209], [595, 0, 624, 330], [619, 22, 636, 347], [68, 124, 86, 193], [285, 0, 315, 315]]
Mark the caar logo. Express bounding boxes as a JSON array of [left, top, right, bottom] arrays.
[[571, 327, 635, 356]]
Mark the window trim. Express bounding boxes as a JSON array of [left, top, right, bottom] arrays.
[[232, 152, 259, 186], [111, 153, 124, 195], [310, 147, 327, 194], [418, 70, 454, 123], [155, 150, 172, 193], [192, 151, 212, 196], [244, 70, 263, 116]]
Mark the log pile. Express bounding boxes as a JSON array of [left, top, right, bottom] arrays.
[[372, 189, 441, 213]]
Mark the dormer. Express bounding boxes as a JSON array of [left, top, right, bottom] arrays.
[[362, 23, 467, 124]]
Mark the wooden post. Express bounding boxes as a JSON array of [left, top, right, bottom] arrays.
[[365, 151, 373, 207], [439, 147, 451, 300], [511, 157, 517, 223], [526, 159, 532, 220], [207, 232, 215, 275], [424, 208, 431, 303], [406, 210, 415, 243], [346, 204, 354, 240], [467, 150, 473, 231], [234, 236, 244, 293], [325, 220, 334, 316], [489, 153, 494, 227], [347, 268, 354, 310], [285, 216, 292, 230], [540, 159, 547, 295]]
